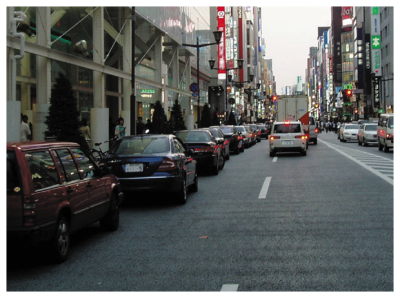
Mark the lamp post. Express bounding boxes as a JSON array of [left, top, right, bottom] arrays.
[[208, 58, 244, 123], [182, 31, 222, 128]]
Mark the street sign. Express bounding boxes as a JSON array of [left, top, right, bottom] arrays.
[[238, 104, 243, 111], [192, 92, 198, 97], [190, 83, 200, 93]]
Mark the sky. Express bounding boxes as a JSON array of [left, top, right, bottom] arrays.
[[261, 6, 331, 94]]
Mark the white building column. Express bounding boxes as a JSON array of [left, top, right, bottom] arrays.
[[122, 7, 132, 135], [34, 7, 51, 141], [7, 7, 21, 142], [91, 7, 109, 150]]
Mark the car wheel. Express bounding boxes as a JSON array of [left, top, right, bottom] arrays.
[[51, 215, 70, 263], [225, 150, 230, 160], [176, 180, 187, 205], [100, 193, 119, 232], [363, 138, 368, 147], [235, 145, 240, 155], [301, 150, 307, 156], [378, 138, 383, 151], [358, 137, 362, 145], [314, 138, 318, 145], [240, 144, 244, 152], [269, 151, 275, 157], [188, 173, 198, 192], [219, 154, 225, 170], [384, 142, 389, 152]]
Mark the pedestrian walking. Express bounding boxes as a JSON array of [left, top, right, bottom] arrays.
[[332, 122, 336, 133], [79, 118, 91, 148], [144, 118, 152, 133], [136, 117, 145, 135], [325, 122, 329, 133], [115, 117, 126, 138], [20, 114, 31, 141]]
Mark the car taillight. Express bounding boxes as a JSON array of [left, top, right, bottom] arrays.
[[295, 135, 307, 140], [224, 139, 229, 146], [315, 128, 319, 133], [257, 132, 261, 135], [194, 146, 213, 153], [386, 133, 393, 139], [270, 135, 280, 140], [157, 157, 178, 171]]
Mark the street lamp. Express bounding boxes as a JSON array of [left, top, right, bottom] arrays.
[[229, 74, 255, 89], [182, 31, 222, 128], [208, 58, 244, 122]]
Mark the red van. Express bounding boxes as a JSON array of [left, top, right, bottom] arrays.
[[7, 141, 124, 263]]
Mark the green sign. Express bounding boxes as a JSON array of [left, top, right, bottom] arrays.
[[371, 35, 381, 49], [343, 84, 353, 90], [372, 7, 379, 15], [379, 109, 384, 113], [141, 89, 155, 94]]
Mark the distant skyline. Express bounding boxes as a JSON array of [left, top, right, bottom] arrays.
[[261, 6, 331, 94]]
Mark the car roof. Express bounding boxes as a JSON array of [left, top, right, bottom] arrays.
[[7, 141, 79, 150], [273, 121, 301, 125]]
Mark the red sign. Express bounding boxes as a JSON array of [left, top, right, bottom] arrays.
[[217, 7, 226, 79]]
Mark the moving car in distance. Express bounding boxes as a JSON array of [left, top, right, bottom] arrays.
[[358, 123, 378, 146], [215, 125, 243, 154], [269, 120, 308, 157]]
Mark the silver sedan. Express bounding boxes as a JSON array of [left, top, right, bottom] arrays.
[[358, 123, 378, 146]]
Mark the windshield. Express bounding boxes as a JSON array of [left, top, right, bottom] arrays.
[[110, 137, 170, 155], [345, 125, 360, 130], [236, 127, 245, 132], [207, 129, 219, 138], [365, 124, 378, 131], [388, 116, 394, 128]]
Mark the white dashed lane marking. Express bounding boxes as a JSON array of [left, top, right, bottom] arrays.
[[258, 177, 272, 199]]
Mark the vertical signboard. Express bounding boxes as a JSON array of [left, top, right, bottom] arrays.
[[341, 6, 353, 28], [297, 76, 302, 93], [217, 6, 226, 80], [238, 6, 244, 82], [371, 7, 381, 76]]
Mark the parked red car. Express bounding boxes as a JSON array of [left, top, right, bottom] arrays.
[[7, 141, 124, 263]]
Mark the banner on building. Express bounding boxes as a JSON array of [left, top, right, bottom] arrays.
[[371, 7, 381, 76], [217, 6, 226, 80]]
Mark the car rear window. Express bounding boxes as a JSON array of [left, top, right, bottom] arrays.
[[236, 127, 245, 132], [177, 131, 211, 142], [309, 117, 315, 125], [26, 150, 60, 190], [365, 124, 378, 131], [345, 125, 360, 130], [388, 116, 394, 128], [111, 137, 170, 155], [7, 151, 20, 193], [273, 124, 301, 133], [219, 127, 234, 134]]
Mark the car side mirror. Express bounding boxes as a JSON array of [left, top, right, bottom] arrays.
[[217, 139, 224, 145]]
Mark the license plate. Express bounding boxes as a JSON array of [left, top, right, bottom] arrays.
[[282, 141, 293, 145], [125, 163, 144, 172]]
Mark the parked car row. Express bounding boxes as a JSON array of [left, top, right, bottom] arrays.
[[336, 113, 393, 153], [7, 124, 267, 263]]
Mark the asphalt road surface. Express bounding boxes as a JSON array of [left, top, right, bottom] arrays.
[[7, 132, 394, 291]]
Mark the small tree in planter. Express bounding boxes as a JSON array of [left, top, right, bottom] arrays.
[[170, 99, 186, 131], [228, 110, 237, 125], [200, 103, 212, 128], [151, 100, 173, 134], [212, 111, 220, 126], [45, 73, 89, 151]]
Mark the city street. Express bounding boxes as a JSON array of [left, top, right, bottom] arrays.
[[7, 132, 393, 291]]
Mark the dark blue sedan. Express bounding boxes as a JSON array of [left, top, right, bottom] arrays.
[[102, 134, 197, 204]]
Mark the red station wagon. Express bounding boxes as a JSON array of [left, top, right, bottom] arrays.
[[7, 141, 124, 263]]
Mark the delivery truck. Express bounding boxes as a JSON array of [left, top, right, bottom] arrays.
[[275, 95, 317, 145]]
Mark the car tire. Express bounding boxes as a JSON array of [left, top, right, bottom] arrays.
[[358, 138, 362, 145], [100, 193, 119, 232], [301, 150, 307, 156], [384, 142, 389, 152], [269, 151, 275, 157], [235, 145, 240, 155], [363, 138, 368, 147], [188, 173, 198, 192], [378, 139, 383, 151], [240, 144, 244, 152], [219, 154, 225, 170], [314, 138, 318, 145], [51, 215, 70, 263], [225, 151, 230, 160], [176, 180, 187, 205]]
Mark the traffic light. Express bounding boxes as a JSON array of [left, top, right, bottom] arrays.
[[345, 89, 353, 98], [354, 108, 358, 114], [271, 95, 277, 102], [314, 103, 319, 109]]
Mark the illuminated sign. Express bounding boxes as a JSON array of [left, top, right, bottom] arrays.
[[217, 7, 226, 80], [342, 6, 353, 28], [371, 7, 381, 76]]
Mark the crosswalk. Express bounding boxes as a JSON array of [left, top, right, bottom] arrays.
[[319, 139, 394, 185]]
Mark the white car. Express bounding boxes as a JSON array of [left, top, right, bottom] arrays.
[[377, 113, 394, 152], [341, 124, 360, 142], [269, 121, 307, 157], [358, 123, 378, 146], [236, 126, 252, 148]]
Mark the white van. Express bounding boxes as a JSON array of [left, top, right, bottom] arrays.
[[309, 115, 318, 145], [377, 113, 394, 152]]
